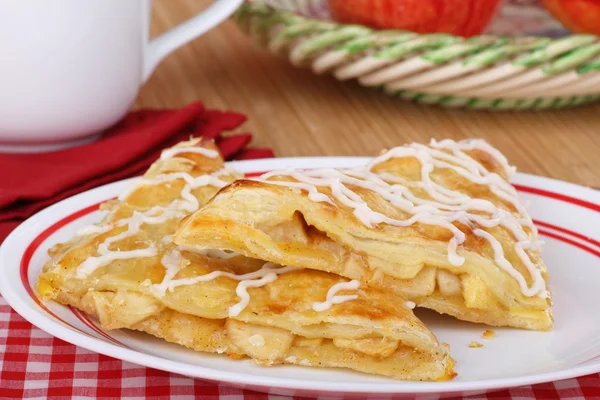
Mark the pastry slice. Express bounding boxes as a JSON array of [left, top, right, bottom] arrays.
[[175, 139, 553, 330], [38, 139, 454, 381]]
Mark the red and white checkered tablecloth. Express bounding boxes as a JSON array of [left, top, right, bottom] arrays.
[[1, 295, 599, 400]]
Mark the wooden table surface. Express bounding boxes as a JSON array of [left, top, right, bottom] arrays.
[[136, 0, 600, 188]]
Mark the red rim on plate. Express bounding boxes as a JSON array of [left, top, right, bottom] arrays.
[[2, 159, 599, 397]]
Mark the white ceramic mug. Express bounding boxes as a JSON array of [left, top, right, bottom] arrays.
[[0, 0, 243, 153]]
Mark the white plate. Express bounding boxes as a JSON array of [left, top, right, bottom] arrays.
[[1, 157, 599, 399]]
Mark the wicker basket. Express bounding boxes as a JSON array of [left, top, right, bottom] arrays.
[[234, 0, 600, 110]]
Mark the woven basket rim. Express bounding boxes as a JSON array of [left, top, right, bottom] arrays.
[[234, 2, 600, 110]]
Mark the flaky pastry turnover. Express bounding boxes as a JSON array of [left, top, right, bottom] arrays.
[[175, 139, 552, 330], [38, 139, 454, 381]]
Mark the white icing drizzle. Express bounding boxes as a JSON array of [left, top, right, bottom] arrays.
[[254, 178, 336, 206], [76, 224, 112, 237], [77, 245, 158, 278], [229, 273, 278, 317], [149, 250, 184, 297], [405, 301, 416, 310], [152, 259, 298, 317], [258, 139, 546, 298], [430, 138, 517, 178], [117, 170, 229, 211], [312, 280, 360, 312], [75, 206, 183, 278], [75, 146, 230, 279], [160, 146, 219, 160]]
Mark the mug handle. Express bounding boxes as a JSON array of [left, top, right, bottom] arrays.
[[143, 0, 244, 82]]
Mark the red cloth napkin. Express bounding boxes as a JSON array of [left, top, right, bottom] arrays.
[[0, 102, 273, 243]]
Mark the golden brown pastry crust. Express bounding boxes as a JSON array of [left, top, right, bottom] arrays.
[[174, 140, 553, 330], [38, 139, 454, 381]]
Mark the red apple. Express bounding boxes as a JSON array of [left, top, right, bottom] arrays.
[[327, 0, 503, 37], [541, 0, 600, 35]]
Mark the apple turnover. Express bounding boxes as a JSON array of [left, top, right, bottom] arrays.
[[175, 139, 552, 330], [38, 138, 454, 381]]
